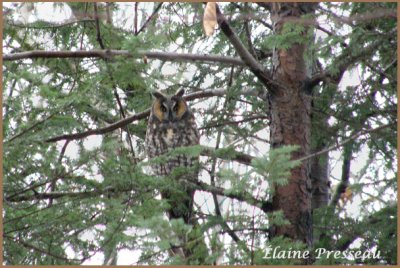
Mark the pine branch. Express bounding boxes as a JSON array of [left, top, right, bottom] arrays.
[[296, 123, 395, 163], [5, 176, 273, 213], [335, 205, 396, 252], [317, 25, 395, 82], [309, 38, 390, 87], [6, 112, 56, 143], [92, 7, 138, 163], [48, 140, 70, 207], [4, 235, 81, 263]]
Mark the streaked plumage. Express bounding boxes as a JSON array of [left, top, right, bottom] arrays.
[[145, 89, 199, 225]]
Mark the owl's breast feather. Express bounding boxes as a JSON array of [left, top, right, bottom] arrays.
[[163, 128, 175, 146]]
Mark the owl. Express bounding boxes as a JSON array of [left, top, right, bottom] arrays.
[[145, 88, 200, 225]]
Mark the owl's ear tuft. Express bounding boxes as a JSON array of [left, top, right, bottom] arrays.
[[174, 89, 185, 98], [151, 91, 166, 100]]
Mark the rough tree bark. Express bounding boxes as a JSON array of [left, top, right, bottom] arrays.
[[216, 2, 318, 250], [268, 3, 318, 249]]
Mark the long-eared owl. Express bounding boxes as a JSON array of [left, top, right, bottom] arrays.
[[145, 89, 199, 225]]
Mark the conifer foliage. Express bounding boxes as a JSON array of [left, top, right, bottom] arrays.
[[3, 2, 397, 265]]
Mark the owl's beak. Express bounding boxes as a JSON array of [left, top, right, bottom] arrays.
[[168, 110, 176, 121]]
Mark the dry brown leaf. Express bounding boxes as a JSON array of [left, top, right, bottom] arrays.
[[203, 2, 218, 37]]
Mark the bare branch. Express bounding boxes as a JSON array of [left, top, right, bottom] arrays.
[[256, 3, 272, 11], [45, 109, 149, 142], [134, 2, 138, 34], [5, 18, 95, 29], [199, 115, 269, 130], [3, 50, 246, 66], [93, 3, 105, 49], [201, 146, 254, 166], [215, 4, 277, 94], [44, 101, 394, 166], [318, 7, 396, 27], [5, 188, 106, 202], [44, 88, 260, 143], [136, 3, 163, 35], [329, 143, 352, 208], [244, 15, 257, 59]]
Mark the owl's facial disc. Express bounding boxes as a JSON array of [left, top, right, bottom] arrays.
[[173, 100, 187, 119], [152, 94, 188, 123], [152, 99, 165, 122]]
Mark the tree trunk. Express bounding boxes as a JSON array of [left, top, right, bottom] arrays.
[[268, 3, 316, 248]]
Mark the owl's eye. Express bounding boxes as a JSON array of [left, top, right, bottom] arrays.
[[161, 106, 167, 112], [173, 105, 179, 112]]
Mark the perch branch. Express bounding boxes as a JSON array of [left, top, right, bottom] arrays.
[[44, 88, 260, 143]]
